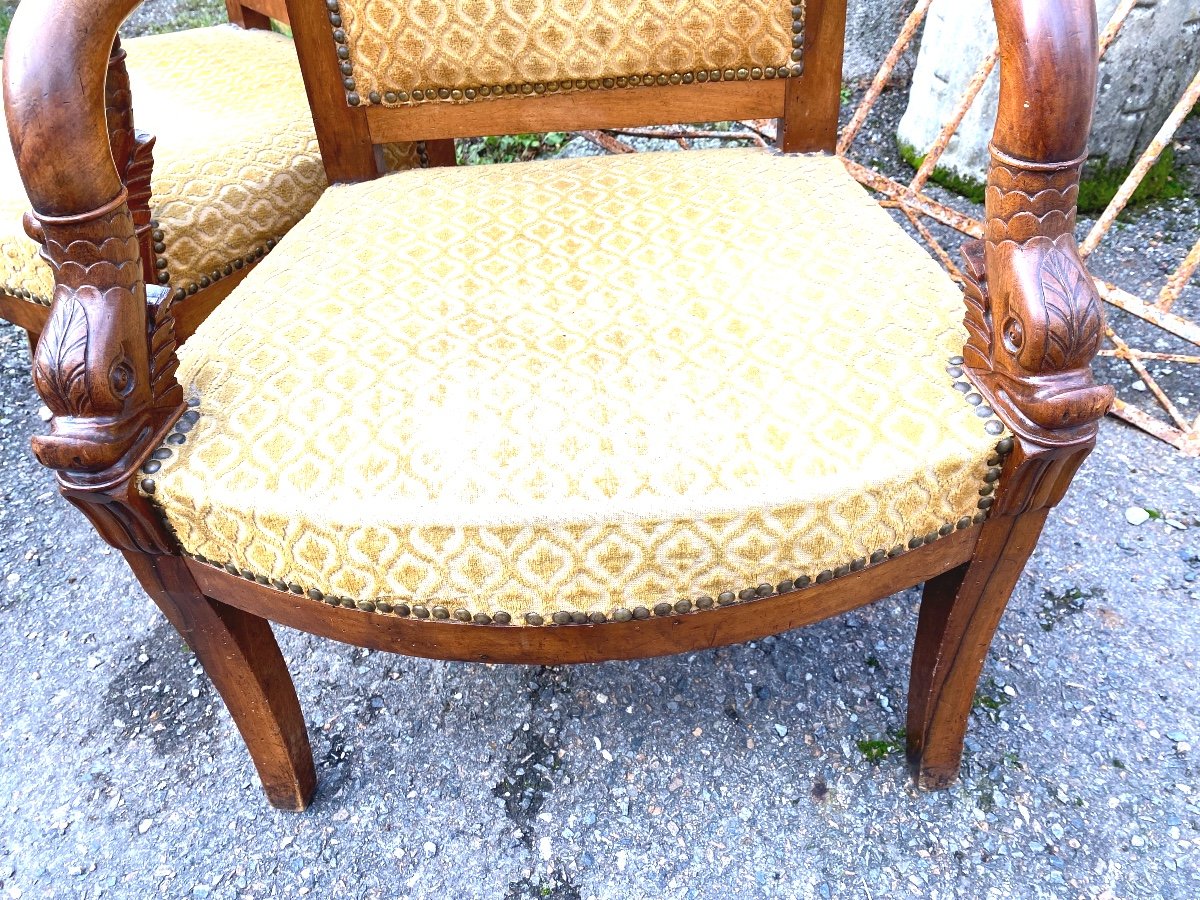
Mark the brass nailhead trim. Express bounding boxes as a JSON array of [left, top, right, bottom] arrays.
[[334, 0, 804, 107], [155, 349, 1014, 630]]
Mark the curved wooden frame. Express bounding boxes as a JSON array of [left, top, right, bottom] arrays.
[[4, 0, 1111, 809]]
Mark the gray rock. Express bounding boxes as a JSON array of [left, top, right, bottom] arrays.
[[897, 0, 1200, 186]]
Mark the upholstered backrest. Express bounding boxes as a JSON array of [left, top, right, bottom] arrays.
[[285, 0, 844, 181], [334, 0, 805, 108]]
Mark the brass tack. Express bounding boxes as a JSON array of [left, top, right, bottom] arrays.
[[669, 73, 681, 84], [736, 68, 748, 79], [757, 583, 773, 597], [337, 46, 350, 59], [332, 28, 345, 41], [552, 611, 571, 625], [495, 611, 512, 625], [674, 599, 692, 614], [996, 437, 1014, 454], [939, 523, 954, 536], [570, 611, 588, 624], [796, 575, 811, 588], [850, 557, 866, 572], [949, 355, 964, 365], [973, 511, 988, 524], [633, 606, 651, 620], [791, 65, 804, 76], [526, 612, 545, 626], [682, 72, 693, 84], [870, 549, 887, 564], [462, 89, 475, 99], [697, 71, 709, 82], [173, 289, 185, 302], [368, 91, 381, 104], [908, 536, 923, 550], [696, 596, 714, 610], [985, 420, 1004, 435], [791, 50, 803, 62], [389, 603, 409, 616], [519, 85, 532, 95], [339, 61, 352, 75], [357, 600, 376, 612], [337, 597, 353, 608], [432, 605, 449, 620], [377, 602, 393, 614], [615, 77, 627, 87], [249, 574, 265, 585], [603, 78, 615, 88], [654, 602, 673, 617], [965, 393, 982, 406], [834, 564, 850, 578], [765, 67, 777, 78], [587, 79, 600, 89], [153, 241, 166, 254], [792, 34, 804, 48], [224, 563, 239, 575], [946, 365, 963, 377], [398, 91, 409, 101], [957, 517, 972, 529], [307, 588, 324, 601], [452, 89, 464, 99], [589, 612, 607, 624], [980, 484, 995, 496], [738, 587, 756, 601], [233, 258, 245, 270], [976, 406, 994, 418], [718, 591, 736, 606], [984, 468, 1002, 482], [924, 531, 938, 544], [199, 276, 210, 288], [987, 454, 1002, 466], [325, 0, 338, 9], [151, 228, 164, 241], [166, 432, 186, 446], [751, 67, 763, 79], [140, 478, 155, 493], [141, 460, 161, 475], [953, 381, 970, 393], [613, 608, 633, 622], [412, 605, 429, 619], [777, 580, 794, 594], [978, 497, 995, 509], [816, 570, 833, 584], [792, 21, 804, 34], [889, 545, 904, 557], [187, 283, 198, 296], [347, 92, 360, 105], [454, 609, 472, 622], [473, 612, 492, 625], [329, 13, 341, 25]]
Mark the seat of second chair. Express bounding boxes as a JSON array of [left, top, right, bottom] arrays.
[[139, 148, 1008, 627], [0, 25, 421, 309]]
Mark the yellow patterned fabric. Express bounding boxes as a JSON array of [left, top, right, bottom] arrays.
[[337, 0, 803, 104], [0, 26, 418, 306], [148, 149, 1001, 624]]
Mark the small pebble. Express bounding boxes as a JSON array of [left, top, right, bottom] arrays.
[[1125, 507, 1150, 526]]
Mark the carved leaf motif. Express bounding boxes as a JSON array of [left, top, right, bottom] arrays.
[[33, 295, 90, 416], [1038, 247, 1102, 371]]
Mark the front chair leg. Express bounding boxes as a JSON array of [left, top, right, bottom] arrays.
[[121, 552, 317, 810], [906, 508, 1049, 789]]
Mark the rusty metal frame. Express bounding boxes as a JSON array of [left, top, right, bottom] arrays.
[[582, 0, 1199, 454]]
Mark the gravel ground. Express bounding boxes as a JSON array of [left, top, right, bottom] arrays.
[[2, 10, 1200, 900]]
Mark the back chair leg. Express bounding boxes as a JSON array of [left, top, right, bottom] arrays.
[[906, 508, 1049, 789], [121, 552, 317, 810]]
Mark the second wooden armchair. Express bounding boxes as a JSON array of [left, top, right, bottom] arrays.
[[4, 0, 1112, 810]]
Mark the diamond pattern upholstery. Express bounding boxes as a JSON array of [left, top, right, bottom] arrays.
[[0, 25, 419, 306], [145, 148, 1002, 624]]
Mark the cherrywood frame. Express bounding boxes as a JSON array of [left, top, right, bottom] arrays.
[[4, 0, 1112, 809]]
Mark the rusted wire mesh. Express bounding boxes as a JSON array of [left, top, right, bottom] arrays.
[[586, 0, 1199, 455]]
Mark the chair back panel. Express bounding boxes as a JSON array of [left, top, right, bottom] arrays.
[[285, 0, 845, 181], [336, 0, 804, 107]]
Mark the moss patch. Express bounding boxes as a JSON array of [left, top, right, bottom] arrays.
[[897, 138, 1184, 214]]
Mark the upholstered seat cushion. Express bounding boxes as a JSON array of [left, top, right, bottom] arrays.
[[145, 148, 1007, 626], [0, 26, 418, 306]]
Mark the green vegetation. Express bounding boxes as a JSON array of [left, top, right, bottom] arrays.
[[898, 138, 1184, 214], [856, 727, 906, 763], [972, 676, 1012, 723], [0, 3, 14, 47], [457, 132, 570, 166], [140, 0, 225, 35]]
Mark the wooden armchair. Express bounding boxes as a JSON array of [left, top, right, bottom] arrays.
[[0, 2, 446, 350], [4, 0, 1112, 809]]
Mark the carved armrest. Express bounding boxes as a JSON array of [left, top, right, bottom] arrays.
[[962, 0, 1114, 481], [5, 0, 183, 552]]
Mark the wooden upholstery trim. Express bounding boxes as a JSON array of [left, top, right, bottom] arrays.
[[780, 0, 846, 152], [186, 524, 980, 665], [365, 80, 787, 144]]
